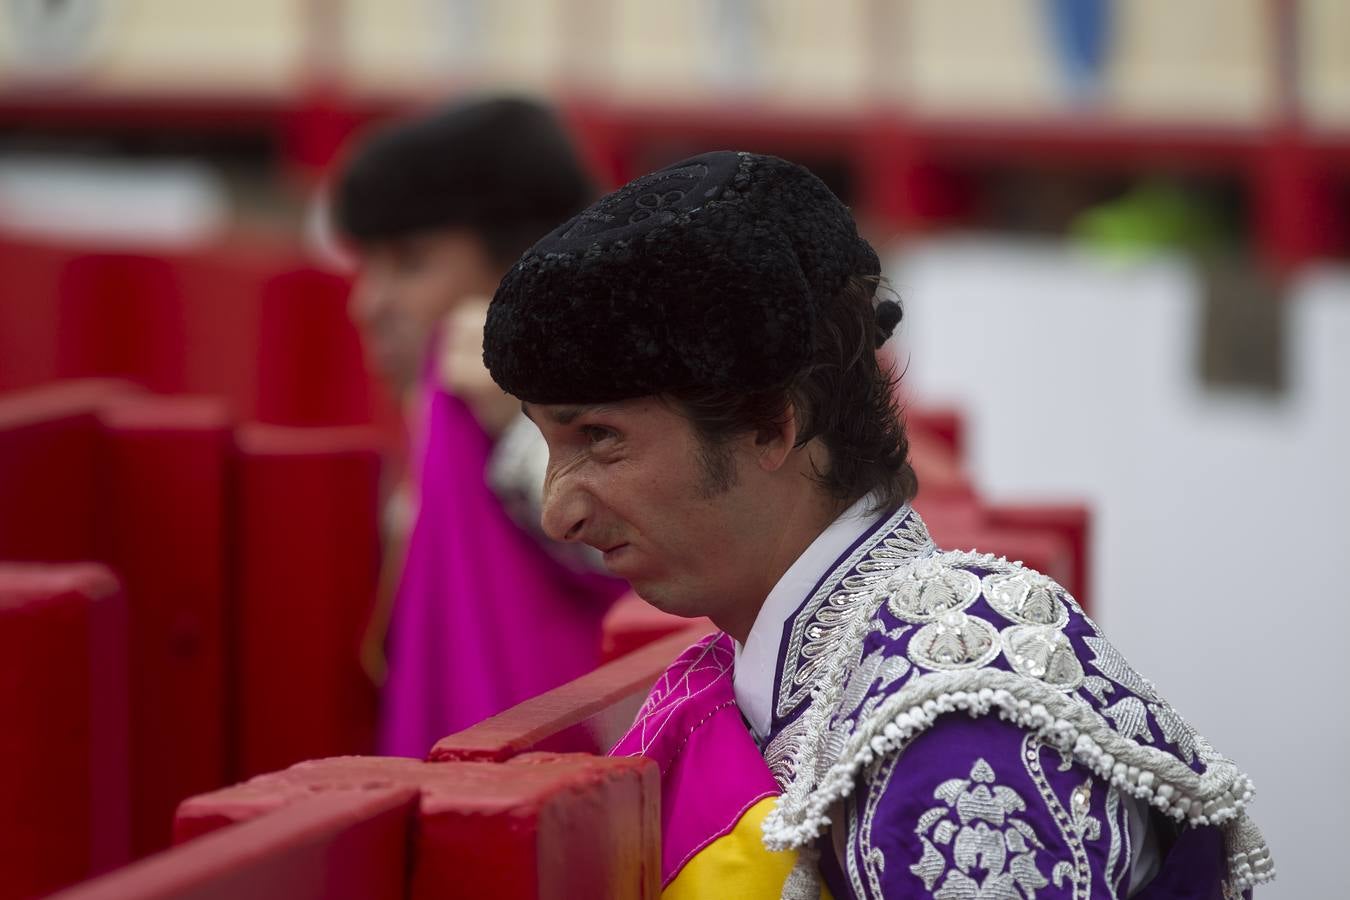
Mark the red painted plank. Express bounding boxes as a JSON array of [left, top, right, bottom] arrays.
[[431, 625, 712, 763], [0, 564, 128, 900], [53, 788, 414, 900], [175, 753, 660, 900], [96, 395, 233, 857], [231, 424, 383, 778]]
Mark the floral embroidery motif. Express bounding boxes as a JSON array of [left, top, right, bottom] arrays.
[[840, 642, 912, 719], [1001, 625, 1085, 691], [909, 757, 1050, 898], [1084, 637, 1159, 702], [982, 571, 1071, 628], [910, 611, 1001, 671], [1149, 701, 1200, 765], [1081, 675, 1115, 705], [1102, 696, 1154, 744], [886, 558, 981, 623]]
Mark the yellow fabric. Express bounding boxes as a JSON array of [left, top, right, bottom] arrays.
[[662, 797, 834, 900]]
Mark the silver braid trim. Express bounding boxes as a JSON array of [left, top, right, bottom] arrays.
[[761, 668, 1274, 891]]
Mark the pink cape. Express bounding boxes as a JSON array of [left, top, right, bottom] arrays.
[[378, 374, 625, 757], [610, 633, 780, 886]]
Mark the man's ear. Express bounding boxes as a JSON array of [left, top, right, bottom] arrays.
[[754, 401, 799, 473]]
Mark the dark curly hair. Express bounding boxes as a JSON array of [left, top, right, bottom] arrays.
[[668, 274, 917, 511]]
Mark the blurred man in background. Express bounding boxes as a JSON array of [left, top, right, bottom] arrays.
[[332, 96, 624, 757]]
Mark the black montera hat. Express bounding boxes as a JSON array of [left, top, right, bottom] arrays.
[[483, 151, 885, 404], [334, 96, 594, 246]]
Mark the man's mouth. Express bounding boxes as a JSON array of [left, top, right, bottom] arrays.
[[600, 543, 630, 566]]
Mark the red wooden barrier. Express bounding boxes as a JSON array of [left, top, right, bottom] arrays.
[[231, 424, 383, 777], [431, 624, 712, 763], [600, 592, 711, 663], [985, 502, 1091, 606], [0, 379, 138, 561], [96, 395, 232, 856], [50, 788, 415, 900], [0, 563, 129, 900], [255, 268, 373, 427], [174, 754, 660, 900], [931, 525, 1077, 598], [56, 254, 185, 392]]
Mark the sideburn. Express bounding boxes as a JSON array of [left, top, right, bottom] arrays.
[[694, 435, 739, 499]]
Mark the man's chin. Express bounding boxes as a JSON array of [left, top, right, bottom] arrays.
[[630, 583, 700, 620]]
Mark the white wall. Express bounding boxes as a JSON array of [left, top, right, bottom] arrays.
[[892, 237, 1349, 898]]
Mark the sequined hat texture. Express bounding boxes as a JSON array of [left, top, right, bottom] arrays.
[[483, 151, 882, 404]]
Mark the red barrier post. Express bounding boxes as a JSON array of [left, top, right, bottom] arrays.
[[0, 563, 129, 899], [231, 424, 383, 777], [96, 395, 233, 856], [0, 379, 138, 561]]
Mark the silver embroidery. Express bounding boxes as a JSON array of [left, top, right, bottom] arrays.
[[1081, 675, 1115, 705], [982, 571, 1070, 628], [1001, 625, 1085, 691], [1104, 786, 1123, 899], [817, 717, 856, 783], [1023, 736, 1096, 899], [840, 639, 913, 719], [1084, 637, 1160, 702], [886, 558, 981, 623], [778, 507, 935, 717], [910, 611, 1001, 671], [910, 757, 1050, 898], [1102, 696, 1154, 744], [1149, 701, 1200, 765], [851, 750, 904, 899], [765, 714, 809, 788]]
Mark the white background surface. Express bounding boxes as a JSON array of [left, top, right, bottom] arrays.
[[892, 238, 1349, 898]]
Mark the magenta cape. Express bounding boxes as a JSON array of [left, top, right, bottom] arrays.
[[610, 632, 780, 886], [378, 376, 624, 757]]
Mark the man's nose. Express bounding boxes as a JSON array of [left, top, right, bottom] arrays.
[[540, 471, 591, 544]]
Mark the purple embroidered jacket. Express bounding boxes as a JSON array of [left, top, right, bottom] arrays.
[[758, 505, 1274, 899]]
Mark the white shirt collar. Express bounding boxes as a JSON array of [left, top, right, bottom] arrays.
[[733, 495, 888, 739]]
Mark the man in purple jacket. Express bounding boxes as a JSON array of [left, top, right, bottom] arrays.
[[482, 150, 1274, 897]]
